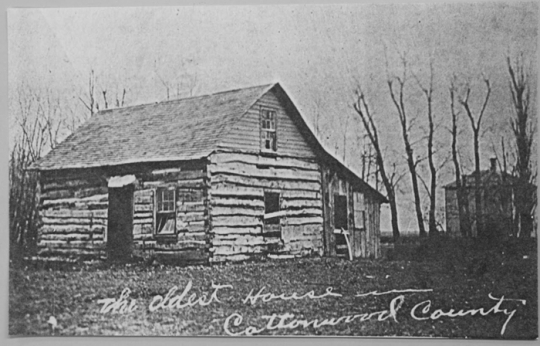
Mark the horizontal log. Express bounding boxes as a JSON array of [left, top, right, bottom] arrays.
[[74, 187, 109, 199], [177, 212, 206, 223], [178, 221, 206, 232], [152, 249, 209, 261], [41, 217, 107, 226], [209, 164, 321, 183], [134, 196, 153, 204], [40, 225, 106, 234], [211, 207, 263, 217], [211, 198, 265, 208], [210, 254, 250, 263], [177, 202, 206, 213], [212, 244, 267, 256], [134, 204, 153, 212], [285, 216, 323, 226], [134, 218, 153, 225], [42, 194, 108, 208], [177, 231, 207, 241], [282, 199, 322, 209], [41, 209, 108, 219], [147, 169, 206, 181], [282, 190, 321, 200], [210, 186, 264, 198], [133, 224, 153, 235], [209, 152, 319, 171], [212, 235, 280, 246], [212, 216, 262, 227], [38, 247, 104, 256], [211, 174, 321, 192], [134, 211, 153, 219], [39, 233, 103, 241], [42, 178, 105, 192], [143, 179, 205, 189], [38, 241, 106, 249], [285, 239, 323, 250], [209, 159, 320, 175], [134, 233, 154, 241], [210, 226, 262, 235]]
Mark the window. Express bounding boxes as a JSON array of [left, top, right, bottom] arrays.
[[334, 194, 348, 230], [156, 187, 176, 235], [263, 192, 281, 238], [261, 108, 277, 151]]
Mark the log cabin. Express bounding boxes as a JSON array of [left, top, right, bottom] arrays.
[[30, 83, 387, 264]]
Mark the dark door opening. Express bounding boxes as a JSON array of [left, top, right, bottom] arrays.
[[334, 194, 349, 257], [107, 185, 134, 261]]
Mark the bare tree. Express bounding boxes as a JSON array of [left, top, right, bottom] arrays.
[[413, 61, 438, 236], [9, 86, 64, 261], [449, 78, 471, 237], [78, 69, 128, 120], [387, 56, 427, 237], [353, 88, 401, 241], [459, 77, 491, 238], [507, 54, 536, 237]]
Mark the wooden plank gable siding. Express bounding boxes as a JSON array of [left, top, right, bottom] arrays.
[[37, 162, 211, 262], [220, 90, 316, 159], [207, 152, 324, 263]]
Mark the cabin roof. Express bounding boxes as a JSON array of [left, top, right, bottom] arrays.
[[30, 82, 387, 202], [31, 83, 274, 171]]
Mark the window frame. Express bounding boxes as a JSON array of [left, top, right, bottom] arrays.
[[263, 191, 282, 238], [260, 107, 278, 152], [155, 187, 177, 236]]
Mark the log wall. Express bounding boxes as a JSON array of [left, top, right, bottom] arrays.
[[37, 163, 210, 263], [38, 169, 109, 257], [207, 151, 324, 263]]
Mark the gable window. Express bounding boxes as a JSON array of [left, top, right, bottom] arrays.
[[260, 108, 277, 151], [156, 187, 176, 235], [263, 191, 282, 238]]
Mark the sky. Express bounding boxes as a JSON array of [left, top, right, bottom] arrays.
[[7, 2, 538, 234]]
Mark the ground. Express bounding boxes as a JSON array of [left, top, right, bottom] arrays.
[[8, 237, 538, 339]]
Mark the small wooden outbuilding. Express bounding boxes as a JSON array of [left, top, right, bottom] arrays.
[[30, 83, 386, 263]]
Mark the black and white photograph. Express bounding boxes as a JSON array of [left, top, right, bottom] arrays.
[[7, 1, 538, 340]]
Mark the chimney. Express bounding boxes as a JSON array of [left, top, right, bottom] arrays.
[[490, 157, 497, 172]]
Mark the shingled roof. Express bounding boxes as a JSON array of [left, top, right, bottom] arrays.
[[30, 82, 387, 202], [31, 84, 274, 170]]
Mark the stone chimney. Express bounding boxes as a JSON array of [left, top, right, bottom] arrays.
[[490, 157, 497, 172]]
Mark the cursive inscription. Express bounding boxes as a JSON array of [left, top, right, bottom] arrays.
[[243, 286, 341, 305], [411, 293, 526, 336]]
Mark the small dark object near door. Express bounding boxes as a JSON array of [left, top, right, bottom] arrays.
[[107, 185, 134, 261]]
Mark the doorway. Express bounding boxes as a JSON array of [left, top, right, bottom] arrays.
[[107, 185, 134, 261]]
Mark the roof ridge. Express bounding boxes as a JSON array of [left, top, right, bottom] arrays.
[[97, 83, 276, 115]]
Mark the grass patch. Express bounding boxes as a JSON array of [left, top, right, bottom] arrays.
[[9, 238, 538, 338]]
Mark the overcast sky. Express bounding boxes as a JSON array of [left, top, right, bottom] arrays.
[[8, 2, 538, 233]]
